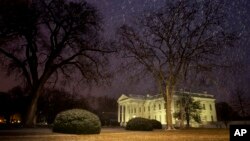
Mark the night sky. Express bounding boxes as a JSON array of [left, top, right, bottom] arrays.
[[1, 0, 250, 101]]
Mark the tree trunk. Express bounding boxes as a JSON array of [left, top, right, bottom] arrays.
[[165, 85, 175, 130], [186, 109, 190, 128], [180, 106, 185, 129], [25, 85, 43, 127]]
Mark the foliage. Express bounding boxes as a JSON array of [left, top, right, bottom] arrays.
[[126, 117, 153, 131], [150, 119, 162, 129], [174, 93, 202, 128], [53, 109, 101, 134], [192, 114, 201, 123]]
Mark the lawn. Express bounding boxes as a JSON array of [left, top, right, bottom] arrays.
[[0, 128, 229, 141]]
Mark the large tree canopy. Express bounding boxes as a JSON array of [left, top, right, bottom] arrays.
[[0, 0, 111, 126], [117, 0, 237, 129]]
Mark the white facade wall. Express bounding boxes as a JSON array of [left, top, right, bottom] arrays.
[[117, 92, 217, 127]]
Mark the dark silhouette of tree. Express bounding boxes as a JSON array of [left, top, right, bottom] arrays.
[[0, 92, 12, 124], [7, 86, 29, 123], [117, 0, 237, 130], [174, 93, 202, 128], [230, 87, 250, 119], [94, 96, 118, 126], [0, 86, 28, 125], [37, 88, 89, 124], [0, 0, 112, 126], [216, 102, 240, 128]]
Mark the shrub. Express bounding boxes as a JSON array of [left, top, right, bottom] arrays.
[[125, 117, 153, 131], [150, 119, 162, 129], [53, 109, 101, 134]]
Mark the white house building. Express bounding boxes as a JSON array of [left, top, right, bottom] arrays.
[[117, 92, 217, 127]]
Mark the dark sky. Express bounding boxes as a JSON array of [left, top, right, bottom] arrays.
[[1, 0, 250, 101]]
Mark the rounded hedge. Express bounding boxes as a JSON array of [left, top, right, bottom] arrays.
[[125, 117, 153, 131], [150, 119, 162, 129], [53, 109, 101, 134]]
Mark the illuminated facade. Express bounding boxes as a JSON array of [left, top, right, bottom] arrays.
[[117, 92, 217, 127]]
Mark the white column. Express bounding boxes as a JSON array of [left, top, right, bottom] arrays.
[[124, 105, 126, 123], [121, 105, 124, 123], [118, 104, 120, 123]]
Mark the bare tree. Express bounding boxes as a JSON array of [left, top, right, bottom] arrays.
[[0, 0, 112, 126], [117, 0, 237, 130], [230, 87, 250, 118]]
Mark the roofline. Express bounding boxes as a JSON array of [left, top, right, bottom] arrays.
[[118, 91, 215, 101]]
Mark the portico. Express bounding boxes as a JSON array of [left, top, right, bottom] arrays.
[[117, 92, 217, 127]]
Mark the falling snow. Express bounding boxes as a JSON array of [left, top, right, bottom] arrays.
[[1, 0, 250, 101], [83, 0, 250, 101]]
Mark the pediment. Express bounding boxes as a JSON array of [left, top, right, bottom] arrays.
[[117, 94, 129, 102]]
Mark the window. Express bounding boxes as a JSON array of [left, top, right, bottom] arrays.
[[144, 106, 145, 112], [164, 103, 166, 109], [211, 115, 214, 122], [139, 107, 141, 112], [209, 104, 212, 110], [159, 104, 161, 110], [134, 108, 136, 113], [149, 115, 151, 119], [148, 106, 150, 111], [203, 104, 206, 110], [154, 104, 156, 110]]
